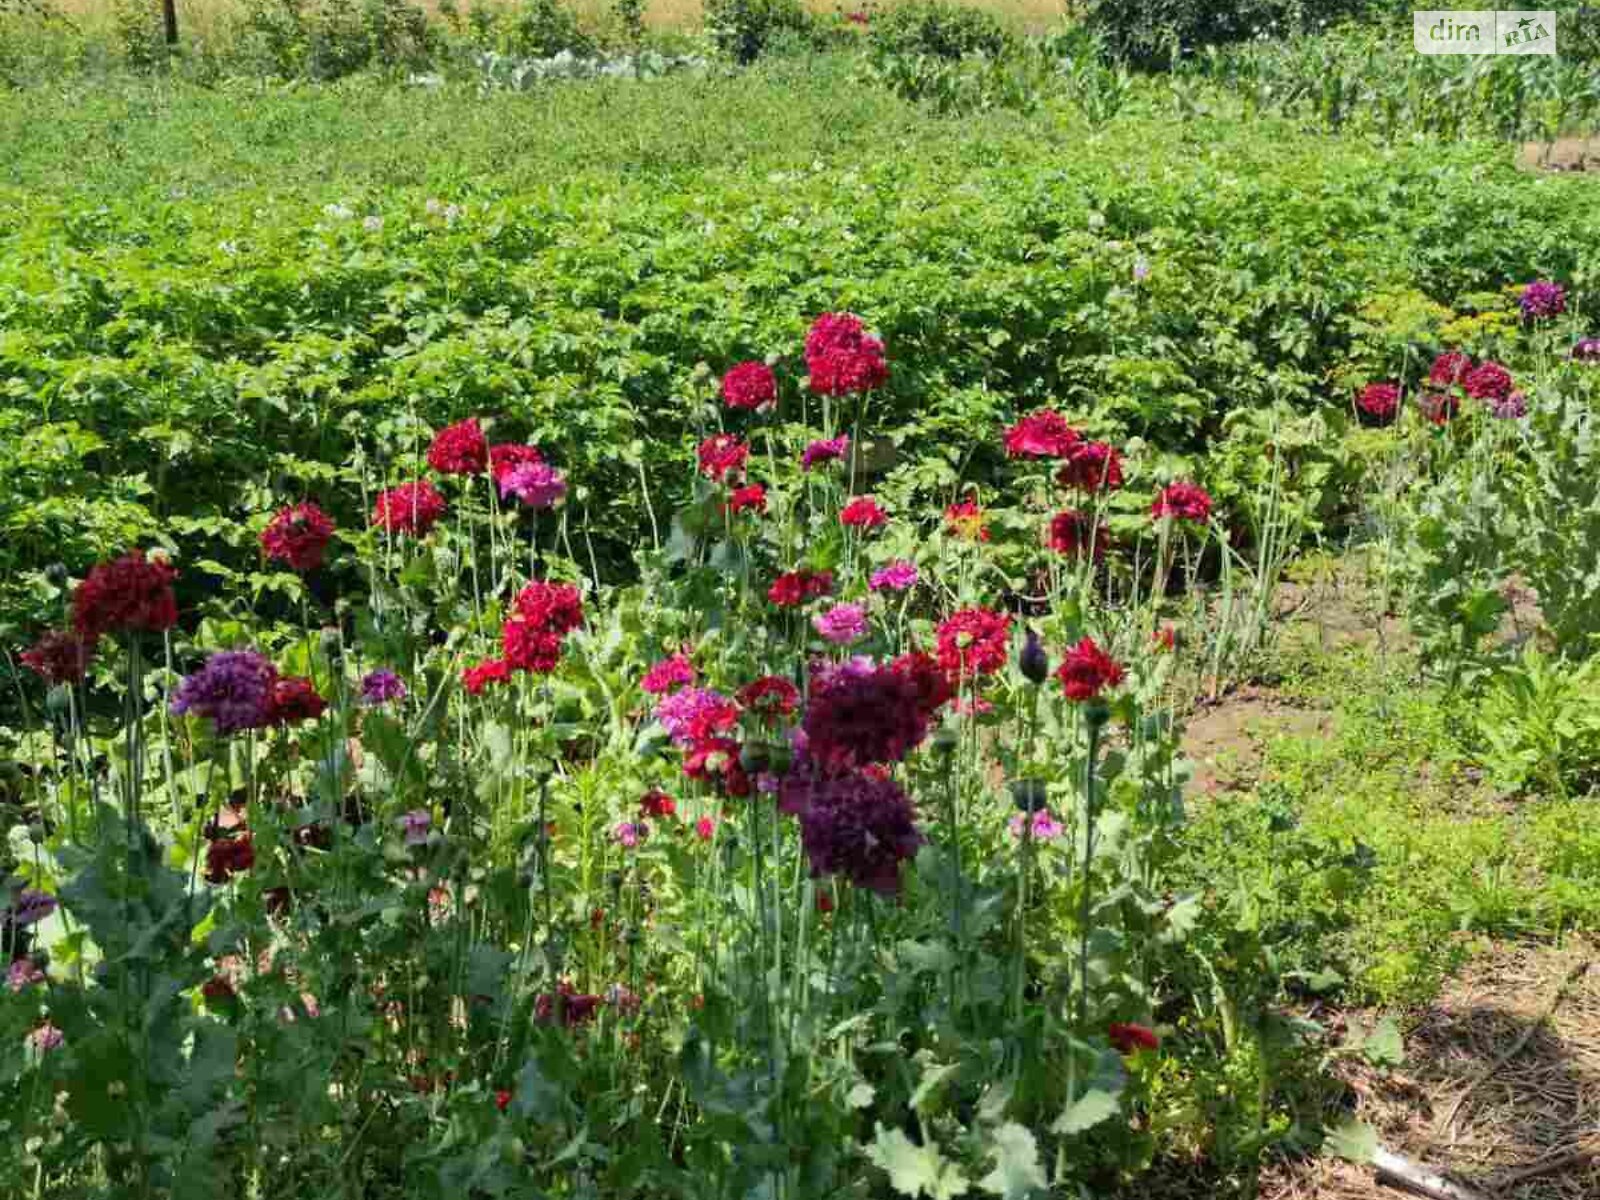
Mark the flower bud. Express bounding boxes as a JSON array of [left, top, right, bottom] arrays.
[[1019, 628, 1049, 685], [319, 627, 342, 656], [44, 563, 68, 587], [738, 741, 770, 774], [932, 726, 959, 755], [1084, 699, 1112, 731], [1008, 778, 1047, 813]]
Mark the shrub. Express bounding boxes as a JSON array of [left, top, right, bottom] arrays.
[[868, 0, 1014, 60], [492, 0, 593, 58], [703, 0, 813, 63], [1475, 649, 1600, 798], [1084, 0, 1377, 68]]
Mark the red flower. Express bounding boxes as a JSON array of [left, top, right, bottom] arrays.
[[535, 981, 602, 1027], [201, 976, 236, 1002], [1048, 510, 1107, 560], [1057, 441, 1124, 492], [489, 443, 544, 484], [20, 630, 94, 685], [695, 818, 715, 841], [944, 499, 990, 543], [1056, 638, 1123, 702], [1429, 351, 1473, 388], [1151, 482, 1212, 524], [427, 418, 488, 475], [697, 434, 749, 482], [462, 658, 512, 695], [722, 361, 778, 411], [1108, 1022, 1160, 1054], [1356, 382, 1401, 421], [1463, 361, 1514, 403], [1152, 625, 1176, 652], [816, 891, 835, 912], [512, 580, 584, 636], [1004, 410, 1081, 459], [768, 569, 832, 607], [805, 313, 889, 396], [726, 484, 767, 516], [73, 550, 179, 641], [738, 675, 800, 719], [267, 676, 327, 725], [684, 737, 750, 797], [936, 609, 1012, 679], [1417, 391, 1459, 425], [372, 481, 447, 536], [495, 1089, 512, 1112], [261, 503, 336, 572], [639, 789, 677, 819], [205, 834, 255, 885], [503, 624, 564, 673], [840, 496, 887, 529], [890, 650, 955, 717]]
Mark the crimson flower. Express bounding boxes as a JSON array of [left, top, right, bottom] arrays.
[[768, 569, 833, 607], [697, 434, 749, 482], [462, 658, 512, 695], [73, 550, 178, 640], [805, 312, 889, 396], [1429, 351, 1473, 388], [1463, 361, 1514, 403], [639, 789, 677, 819], [267, 676, 327, 725], [1151, 482, 1213, 524], [489, 443, 544, 484], [502, 581, 583, 675], [936, 608, 1012, 680], [372, 481, 447, 536], [1056, 637, 1123, 702], [1057, 441, 1124, 492], [1356, 382, 1400, 421], [726, 484, 767, 516], [722, 361, 778, 411], [840, 496, 887, 529], [261, 503, 336, 571], [684, 736, 751, 797], [890, 650, 955, 717], [427, 418, 488, 475], [1004, 410, 1081, 459], [1108, 1022, 1160, 1054], [1048, 510, 1107, 560], [738, 675, 800, 719]]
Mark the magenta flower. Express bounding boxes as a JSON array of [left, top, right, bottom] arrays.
[[27, 1022, 63, 1054], [6, 959, 45, 992], [613, 821, 648, 848], [170, 650, 279, 735], [499, 462, 568, 509], [1008, 810, 1064, 841], [400, 810, 432, 846], [869, 560, 919, 592], [801, 435, 850, 470], [1519, 280, 1566, 321], [814, 603, 868, 645], [641, 653, 695, 695], [655, 687, 740, 746], [360, 670, 406, 706]]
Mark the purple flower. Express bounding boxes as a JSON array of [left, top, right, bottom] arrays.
[[814, 603, 868, 645], [800, 435, 850, 471], [6, 959, 45, 992], [170, 650, 278, 735], [361, 669, 406, 706], [1572, 337, 1600, 364], [400, 809, 432, 846], [869, 560, 919, 592], [1132, 255, 1150, 283], [613, 821, 647, 848], [27, 1022, 63, 1054], [790, 770, 922, 895], [654, 687, 739, 746], [1491, 390, 1528, 420], [499, 463, 568, 509], [9, 889, 57, 929], [1008, 810, 1064, 841], [1520, 280, 1566, 321], [798, 657, 929, 772]]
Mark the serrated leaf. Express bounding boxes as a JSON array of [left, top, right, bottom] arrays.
[[1323, 1118, 1378, 1164], [1052, 1087, 1120, 1134], [867, 1125, 970, 1199], [1362, 1016, 1404, 1067], [978, 1122, 1044, 1198]]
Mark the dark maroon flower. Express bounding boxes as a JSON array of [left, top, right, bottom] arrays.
[[202, 975, 236, 1003], [20, 630, 94, 686], [1048, 510, 1107, 560], [1429, 351, 1474, 388], [889, 650, 955, 718], [535, 980, 602, 1027], [267, 676, 327, 725], [205, 834, 255, 885], [802, 658, 929, 771], [791, 771, 922, 895], [73, 550, 178, 641]]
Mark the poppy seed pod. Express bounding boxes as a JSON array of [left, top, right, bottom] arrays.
[[1019, 628, 1049, 685], [1009, 778, 1048, 814]]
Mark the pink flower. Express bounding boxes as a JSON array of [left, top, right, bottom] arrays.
[[499, 463, 567, 509], [814, 603, 869, 644], [400, 810, 432, 846], [801, 436, 850, 470], [613, 821, 648, 848], [1008, 810, 1063, 841], [695, 817, 715, 841], [869, 560, 918, 592], [641, 653, 695, 695]]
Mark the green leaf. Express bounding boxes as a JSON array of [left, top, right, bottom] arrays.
[[1362, 1016, 1405, 1068], [846, 1082, 876, 1109], [978, 1122, 1045, 1198], [1322, 1119, 1378, 1164], [867, 1126, 970, 1199], [1052, 1087, 1120, 1135]]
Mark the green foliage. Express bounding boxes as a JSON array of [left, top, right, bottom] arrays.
[[1085, 0, 1375, 68], [236, 0, 434, 79], [482, 0, 594, 58], [703, 0, 814, 63], [1474, 648, 1600, 798], [868, 0, 1014, 60]]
